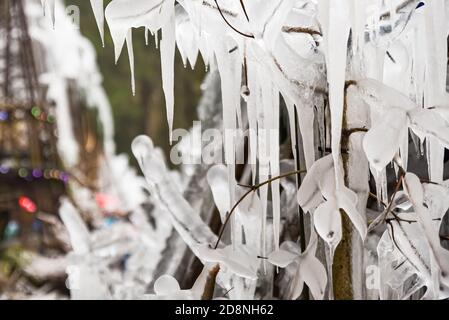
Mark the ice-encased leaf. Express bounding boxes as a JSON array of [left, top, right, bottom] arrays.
[[268, 229, 327, 300], [299, 252, 327, 300], [197, 245, 259, 280], [132, 135, 218, 251], [363, 107, 407, 172], [423, 182, 449, 223], [313, 198, 342, 249], [377, 224, 427, 300], [403, 173, 449, 289], [318, 165, 366, 240], [289, 270, 305, 300], [268, 250, 298, 268], [409, 108, 449, 149], [338, 187, 367, 241], [299, 154, 365, 243], [207, 165, 230, 223], [262, 0, 295, 51], [236, 189, 263, 251], [432, 105, 449, 121], [58, 198, 90, 255], [392, 191, 413, 211], [154, 275, 181, 295], [357, 78, 417, 112], [297, 155, 333, 212]]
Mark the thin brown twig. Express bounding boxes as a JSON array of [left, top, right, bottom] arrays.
[[213, 169, 307, 249], [281, 26, 322, 36], [222, 286, 234, 298], [368, 191, 387, 208], [213, 0, 254, 38], [201, 264, 220, 300], [239, 0, 250, 22], [382, 163, 406, 224]]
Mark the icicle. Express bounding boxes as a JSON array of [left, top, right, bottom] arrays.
[[90, 0, 105, 47], [325, 242, 335, 300], [104, 5, 127, 64], [321, 0, 351, 189], [155, 30, 159, 49], [269, 87, 281, 251], [246, 58, 258, 184], [126, 29, 136, 96], [349, 0, 366, 54], [316, 97, 326, 157], [257, 68, 273, 267], [41, 0, 56, 28], [422, 0, 448, 183], [297, 104, 315, 170], [40, 0, 46, 15], [131, 135, 218, 249], [214, 37, 241, 248], [427, 139, 444, 183], [403, 173, 449, 289], [284, 98, 298, 167], [378, 168, 388, 206], [160, 10, 176, 142], [370, 166, 382, 209], [145, 28, 149, 45]]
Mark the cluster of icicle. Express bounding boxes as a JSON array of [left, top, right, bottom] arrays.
[[44, 0, 449, 299]]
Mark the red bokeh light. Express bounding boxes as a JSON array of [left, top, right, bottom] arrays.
[[18, 196, 37, 213]]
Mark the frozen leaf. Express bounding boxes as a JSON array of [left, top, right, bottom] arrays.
[[299, 251, 327, 300], [236, 190, 262, 251], [338, 187, 367, 241], [314, 198, 342, 249], [289, 270, 305, 300], [409, 109, 449, 149], [197, 245, 259, 280], [148, 266, 217, 300], [357, 78, 417, 112], [207, 165, 231, 223], [297, 155, 333, 212], [299, 155, 366, 243], [268, 250, 298, 268], [58, 198, 90, 255], [154, 275, 181, 295], [403, 173, 449, 289], [268, 231, 327, 300], [363, 107, 407, 172]]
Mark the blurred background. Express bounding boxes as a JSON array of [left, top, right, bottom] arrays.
[[0, 0, 210, 298]]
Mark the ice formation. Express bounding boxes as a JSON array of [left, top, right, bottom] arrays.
[[38, 0, 449, 300], [18, 0, 175, 300]]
